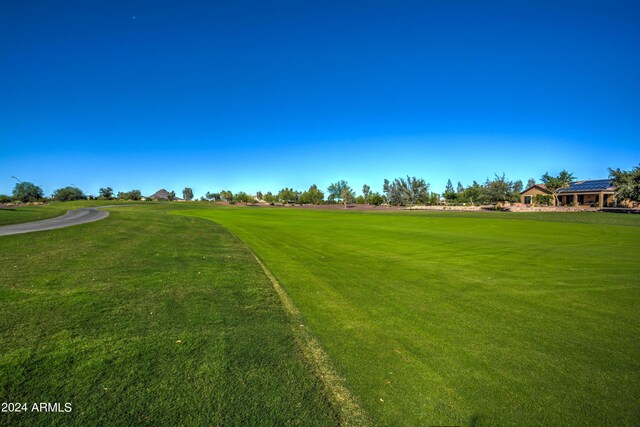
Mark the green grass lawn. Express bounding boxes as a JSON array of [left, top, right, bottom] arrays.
[[0, 205, 66, 226], [0, 201, 142, 226], [178, 207, 640, 426], [0, 204, 338, 425]]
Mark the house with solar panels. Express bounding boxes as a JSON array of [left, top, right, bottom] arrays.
[[558, 179, 616, 207], [520, 179, 616, 207]]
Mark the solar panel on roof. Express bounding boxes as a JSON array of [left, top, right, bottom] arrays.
[[559, 179, 613, 192]]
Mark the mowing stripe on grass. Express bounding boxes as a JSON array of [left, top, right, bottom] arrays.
[[181, 214, 370, 426], [249, 249, 369, 427]]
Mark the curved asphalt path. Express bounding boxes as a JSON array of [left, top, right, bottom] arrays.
[[0, 208, 109, 236]]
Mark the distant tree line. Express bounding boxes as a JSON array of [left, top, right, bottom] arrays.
[[440, 175, 524, 206], [3, 165, 639, 207], [201, 175, 525, 207], [1, 183, 147, 203]]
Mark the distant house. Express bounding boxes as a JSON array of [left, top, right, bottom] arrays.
[[520, 179, 616, 207], [520, 184, 552, 205]]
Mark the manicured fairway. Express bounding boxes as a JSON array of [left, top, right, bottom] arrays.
[[179, 207, 640, 426], [0, 204, 338, 425]]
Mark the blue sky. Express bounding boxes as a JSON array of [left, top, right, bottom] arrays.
[[1, 0, 639, 198]]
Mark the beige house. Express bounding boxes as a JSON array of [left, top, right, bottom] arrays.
[[521, 179, 616, 207], [520, 184, 552, 205]]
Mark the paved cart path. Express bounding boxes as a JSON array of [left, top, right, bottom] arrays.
[[0, 208, 109, 236]]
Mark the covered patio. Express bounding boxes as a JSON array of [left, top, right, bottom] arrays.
[[557, 179, 616, 207]]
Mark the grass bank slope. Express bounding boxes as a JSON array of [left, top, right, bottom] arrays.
[[0, 205, 66, 226], [0, 201, 145, 226], [0, 204, 338, 425], [179, 207, 640, 426]]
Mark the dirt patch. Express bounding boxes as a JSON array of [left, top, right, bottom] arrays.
[[236, 203, 404, 211], [510, 206, 599, 212], [0, 202, 47, 209]]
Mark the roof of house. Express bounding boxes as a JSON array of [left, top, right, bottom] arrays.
[[558, 179, 614, 193], [520, 184, 551, 195]]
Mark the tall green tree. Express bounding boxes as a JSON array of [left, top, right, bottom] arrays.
[[362, 184, 371, 204], [483, 174, 518, 205], [383, 176, 429, 206], [167, 191, 177, 202], [443, 179, 457, 204], [327, 180, 351, 205], [277, 188, 300, 204], [609, 164, 640, 203], [340, 187, 355, 207], [429, 192, 440, 205], [219, 190, 233, 202], [52, 186, 85, 202], [456, 182, 464, 194], [462, 181, 483, 205], [182, 187, 194, 201], [12, 182, 44, 203], [299, 184, 324, 205], [383, 179, 401, 205], [263, 192, 276, 204], [99, 187, 114, 200], [526, 178, 536, 189], [541, 170, 575, 206], [513, 180, 523, 195], [403, 176, 429, 206]]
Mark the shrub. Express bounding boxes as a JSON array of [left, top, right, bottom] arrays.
[[368, 193, 385, 206], [233, 192, 254, 203], [116, 190, 142, 201], [534, 194, 553, 206]]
